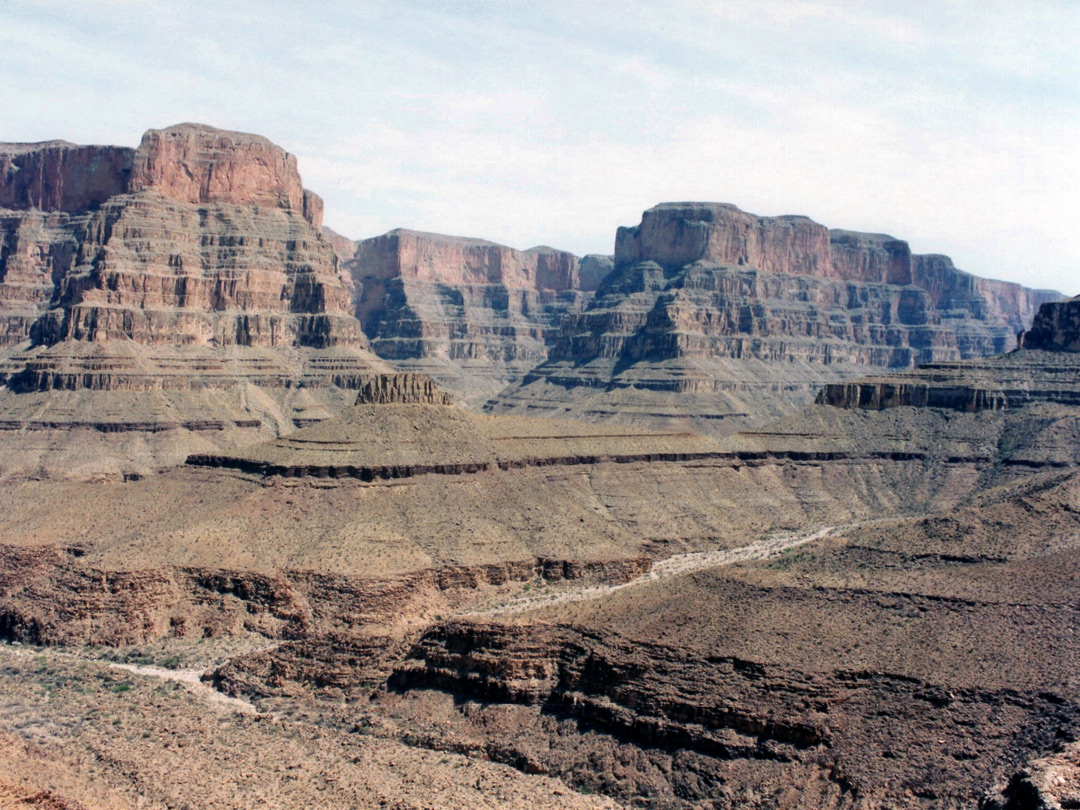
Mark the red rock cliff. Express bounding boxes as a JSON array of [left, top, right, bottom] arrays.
[[0, 141, 133, 213], [616, 202, 917, 283], [341, 229, 595, 403], [128, 123, 320, 226], [1021, 296, 1080, 352]]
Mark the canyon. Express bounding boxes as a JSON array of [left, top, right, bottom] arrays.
[[487, 202, 1060, 434], [0, 124, 395, 478], [0, 122, 1078, 810], [334, 228, 613, 405]]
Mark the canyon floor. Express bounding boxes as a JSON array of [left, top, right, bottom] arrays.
[[3, 382, 1080, 808]]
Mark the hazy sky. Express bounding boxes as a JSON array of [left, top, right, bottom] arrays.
[[2, 1, 1077, 293]]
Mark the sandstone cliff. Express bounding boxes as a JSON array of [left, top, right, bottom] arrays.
[[487, 202, 1061, 434], [340, 229, 601, 404], [0, 124, 395, 477], [0, 140, 132, 213]]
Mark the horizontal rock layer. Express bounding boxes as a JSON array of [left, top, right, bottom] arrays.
[[0, 124, 394, 475], [0, 123, 339, 351], [1, 123, 320, 222], [342, 229, 607, 404], [816, 349, 1080, 413], [356, 372, 455, 405], [0, 543, 649, 646], [487, 203, 1061, 434]]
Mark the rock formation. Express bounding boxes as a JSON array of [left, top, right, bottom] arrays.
[[338, 229, 604, 404], [0, 124, 399, 477], [817, 294, 1080, 413], [1020, 294, 1080, 352], [4, 289, 1080, 807], [186, 384, 731, 482], [0, 140, 132, 213], [487, 202, 1062, 434]]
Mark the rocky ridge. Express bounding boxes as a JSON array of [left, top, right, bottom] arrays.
[[486, 202, 1061, 434], [818, 295, 1080, 412]]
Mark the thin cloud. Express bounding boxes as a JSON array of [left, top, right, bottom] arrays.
[[1, 0, 1076, 293]]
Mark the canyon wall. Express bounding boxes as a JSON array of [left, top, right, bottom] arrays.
[[1021, 295, 1080, 352], [0, 123, 355, 355], [341, 229, 605, 404], [487, 202, 1061, 434], [0, 124, 394, 476], [817, 294, 1080, 413]]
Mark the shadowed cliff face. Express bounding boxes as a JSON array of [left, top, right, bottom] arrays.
[[339, 229, 604, 405], [594, 202, 1059, 363], [817, 296, 1080, 413], [1021, 295, 1080, 352]]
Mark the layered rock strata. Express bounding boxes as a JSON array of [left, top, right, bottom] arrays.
[[186, 399, 733, 481], [6, 339, 1080, 806], [487, 202, 1062, 434], [0, 542, 649, 646], [339, 229, 606, 404], [0, 124, 397, 476], [818, 295, 1080, 412]]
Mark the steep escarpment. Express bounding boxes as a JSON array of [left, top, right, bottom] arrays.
[[0, 124, 395, 477], [817, 297, 1080, 413], [1, 123, 357, 353], [816, 350, 1080, 412], [0, 541, 649, 646], [487, 202, 1061, 435], [0, 140, 132, 214], [1020, 294, 1080, 352], [341, 229, 604, 404]]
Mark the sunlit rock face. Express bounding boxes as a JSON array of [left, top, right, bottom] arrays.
[[0, 124, 392, 476]]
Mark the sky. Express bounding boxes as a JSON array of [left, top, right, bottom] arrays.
[[1, 0, 1077, 294]]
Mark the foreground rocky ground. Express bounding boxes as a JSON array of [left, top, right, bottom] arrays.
[[5, 296, 1080, 806], [4, 467, 1080, 809]]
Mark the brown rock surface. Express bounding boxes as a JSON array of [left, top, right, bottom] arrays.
[[816, 351, 1080, 413], [0, 650, 618, 810], [128, 123, 314, 222], [3, 330, 1080, 807], [1020, 294, 1080, 352], [0, 141, 132, 213]]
